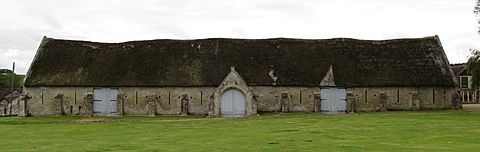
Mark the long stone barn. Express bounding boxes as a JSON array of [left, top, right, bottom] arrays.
[[19, 35, 459, 117]]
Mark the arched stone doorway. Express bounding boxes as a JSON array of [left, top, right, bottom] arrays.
[[221, 89, 246, 117], [209, 66, 257, 117]]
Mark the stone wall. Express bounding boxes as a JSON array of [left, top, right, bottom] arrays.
[[22, 86, 457, 116], [119, 87, 215, 115], [252, 87, 318, 112], [23, 87, 215, 116], [23, 87, 92, 116], [347, 87, 456, 112]]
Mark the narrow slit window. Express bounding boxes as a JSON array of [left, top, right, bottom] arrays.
[[74, 92, 77, 105], [299, 90, 302, 104], [432, 90, 435, 103], [364, 90, 368, 103], [397, 90, 400, 103], [135, 91, 138, 105]]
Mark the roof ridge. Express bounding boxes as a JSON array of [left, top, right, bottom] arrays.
[[43, 35, 439, 44]]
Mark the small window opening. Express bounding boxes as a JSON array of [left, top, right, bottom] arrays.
[[74, 92, 77, 105], [299, 90, 302, 104], [135, 91, 138, 105], [397, 90, 400, 103], [364, 90, 368, 103], [433, 90, 435, 103]]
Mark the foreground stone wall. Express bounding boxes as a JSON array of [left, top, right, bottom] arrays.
[[22, 86, 458, 116], [347, 87, 457, 112], [23, 87, 216, 116], [252, 87, 319, 112], [23, 87, 92, 116], [119, 87, 215, 115]]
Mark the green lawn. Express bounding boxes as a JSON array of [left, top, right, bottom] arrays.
[[1, 110, 479, 152]]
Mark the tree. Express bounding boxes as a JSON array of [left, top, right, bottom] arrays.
[[0, 68, 24, 89], [468, 1, 480, 89], [475, 0, 480, 32], [468, 49, 480, 89], [0, 69, 13, 74]]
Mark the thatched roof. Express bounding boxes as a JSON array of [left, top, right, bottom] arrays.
[[450, 63, 470, 78], [0, 88, 10, 100], [0, 88, 21, 102], [24, 36, 456, 87]]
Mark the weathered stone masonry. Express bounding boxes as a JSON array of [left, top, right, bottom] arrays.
[[22, 86, 456, 116]]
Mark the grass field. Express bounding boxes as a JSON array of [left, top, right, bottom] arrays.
[[1, 107, 480, 152]]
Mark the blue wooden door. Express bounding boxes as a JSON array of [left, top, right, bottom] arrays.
[[93, 88, 118, 116], [320, 88, 346, 114], [221, 89, 246, 117]]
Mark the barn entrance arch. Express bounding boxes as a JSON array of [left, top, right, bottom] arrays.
[[210, 67, 257, 117], [221, 89, 246, 117]]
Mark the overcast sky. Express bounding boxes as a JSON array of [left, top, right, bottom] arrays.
[[1, 0, 479, 74]]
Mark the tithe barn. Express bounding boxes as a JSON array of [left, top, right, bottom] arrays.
[[19, 36, 459, 117]]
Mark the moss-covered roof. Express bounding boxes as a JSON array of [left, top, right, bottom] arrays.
[[451, 63, 468, 78], [24, 36, 456, 87]]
